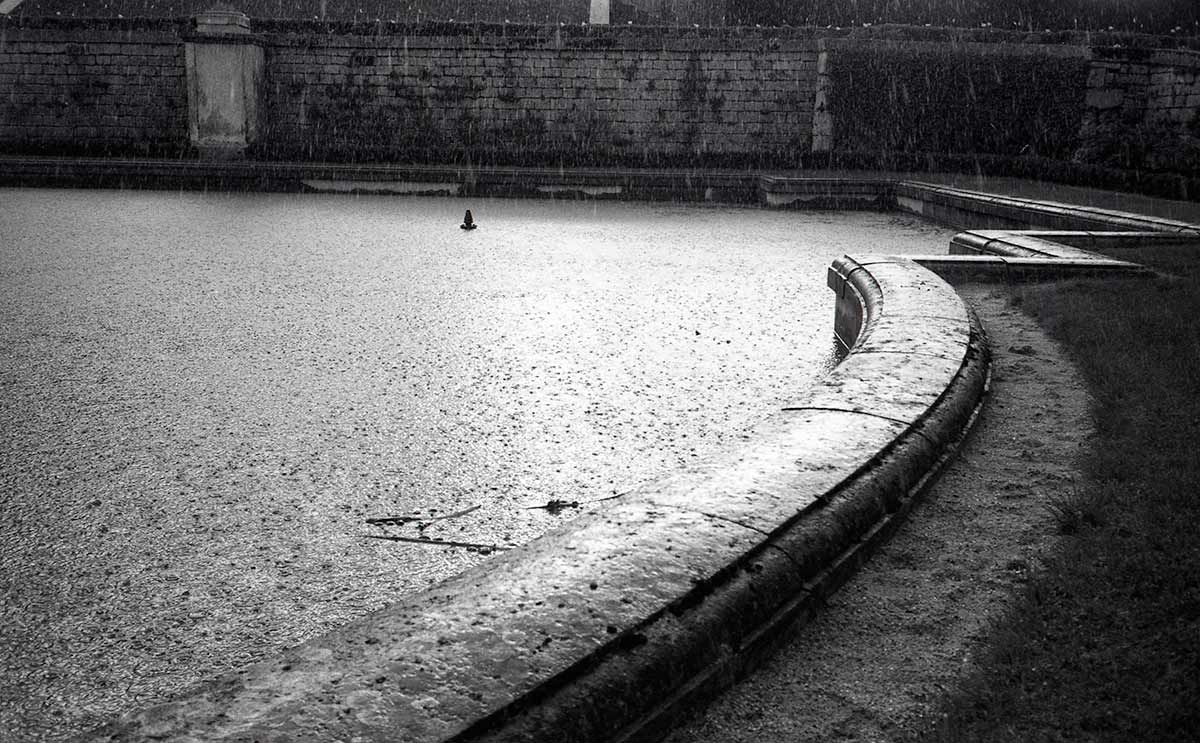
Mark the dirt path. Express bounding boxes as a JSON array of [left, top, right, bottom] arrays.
[[664, 285, 1095, 743]]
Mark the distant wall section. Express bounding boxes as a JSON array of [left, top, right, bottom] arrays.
[[1077, 48, 1200, 173], [0, 16, 1198, 184], [822, 39, 1089, 161], [260, 27, 815, 164], [0, 23, 188, 155]]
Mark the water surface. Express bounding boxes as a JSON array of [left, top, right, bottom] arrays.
[[0, 188, 952, 740]]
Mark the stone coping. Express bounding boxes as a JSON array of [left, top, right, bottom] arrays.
[[5, 14, 1197, 52], [0, 156, 766, 202], [816, 36, 1091, 57], [939, 230, 1151, 279], [950, 229, 1200, 257], [912, 255, 1155, 282], [952, 230, 1128, 259], [4, 157, 1200, 225], [1033, 231, 1200, 250], [758, 176, 894, 209], [937, 227, 1194, 280], [893, 181, 1200, 233], [84, 255, 990, 742]]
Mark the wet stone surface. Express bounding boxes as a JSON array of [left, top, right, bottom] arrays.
[[0, 188, 951, 741]]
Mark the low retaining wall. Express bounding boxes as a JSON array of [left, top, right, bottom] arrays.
[[895, 181, 1200, 233], [912, 254, 1154, 282], [944, 230, 1152, 280], [758, 175, 893, 209], [0, 156, 766, 200], [3, 158, 1200, 224], [951, 231, 1121, 259], [932, 201, 1200, 280], [894, 184, 1186, 280], [88, 256, 989, 743]]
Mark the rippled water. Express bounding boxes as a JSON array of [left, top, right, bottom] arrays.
[[0, 188, 952, 740]]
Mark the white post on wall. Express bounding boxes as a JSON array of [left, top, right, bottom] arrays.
[[590, 0, 610, 24], [811, 40, 834, 153], [184, 8, 265, 159]]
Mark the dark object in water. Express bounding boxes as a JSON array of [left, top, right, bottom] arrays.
[[461, 209, 477, 230], [365, 504, 481, 526]]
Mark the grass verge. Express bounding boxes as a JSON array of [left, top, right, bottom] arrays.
[[921, 245, 1200, 742]]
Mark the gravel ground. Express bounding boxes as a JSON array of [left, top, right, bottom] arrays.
[[0, 189, 951, 741], [665, 286, 1095, 742]]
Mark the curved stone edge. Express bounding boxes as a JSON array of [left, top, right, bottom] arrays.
[[83, 257, 989, 743], [469, 258, 993, 743]]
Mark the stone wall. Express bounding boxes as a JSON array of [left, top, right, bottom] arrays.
[[0, 16, 1198, 178], [0, 24, 188, 154], [259, 27, 815, 163], [822, 39, 1090, 161], [4, 0, 596, 24], [1078, 48, 1200, 172]]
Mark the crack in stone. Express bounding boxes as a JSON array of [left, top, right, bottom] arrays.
[[854, 348, 963, 359], [779, 405, 941, 449], [696, 510, 771, 537], [760, 541, 810, 575], [642, 501, 812, 575], [694, 512, 815, 576], [779, 404, 912, 427]]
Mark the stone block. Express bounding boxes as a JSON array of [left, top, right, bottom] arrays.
[[1085, 88, 1124, 109]]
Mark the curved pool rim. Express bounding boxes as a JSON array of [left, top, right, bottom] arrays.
[[74, 172, 1199, 743], [87, 267, 990, 743]]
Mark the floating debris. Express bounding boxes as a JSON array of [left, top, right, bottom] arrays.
[[524, 499, 580, 515], [361, 534, 504, 553], [365, 504, 480, 526], [523, 488, 633, 515]]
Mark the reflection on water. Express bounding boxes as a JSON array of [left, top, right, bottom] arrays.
[[0, 188, 952, 740]]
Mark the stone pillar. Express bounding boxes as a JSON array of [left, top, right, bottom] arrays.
[[184, 8, 264, 159], [590, 0, 610, 24], [811, 41, 833, 153]]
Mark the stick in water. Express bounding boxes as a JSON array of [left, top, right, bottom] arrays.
[[361, 533, 505, 551], [365, 504, 481, 526]]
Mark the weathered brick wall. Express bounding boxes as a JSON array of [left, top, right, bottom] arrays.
[[1078, 49, 1200, 172], [1145, 52, 1200, 125], [0, 25, 188, 154], [1, 16, 1197, 178], [823, 39, 1090, 161], [259, 28, 816, 164]]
